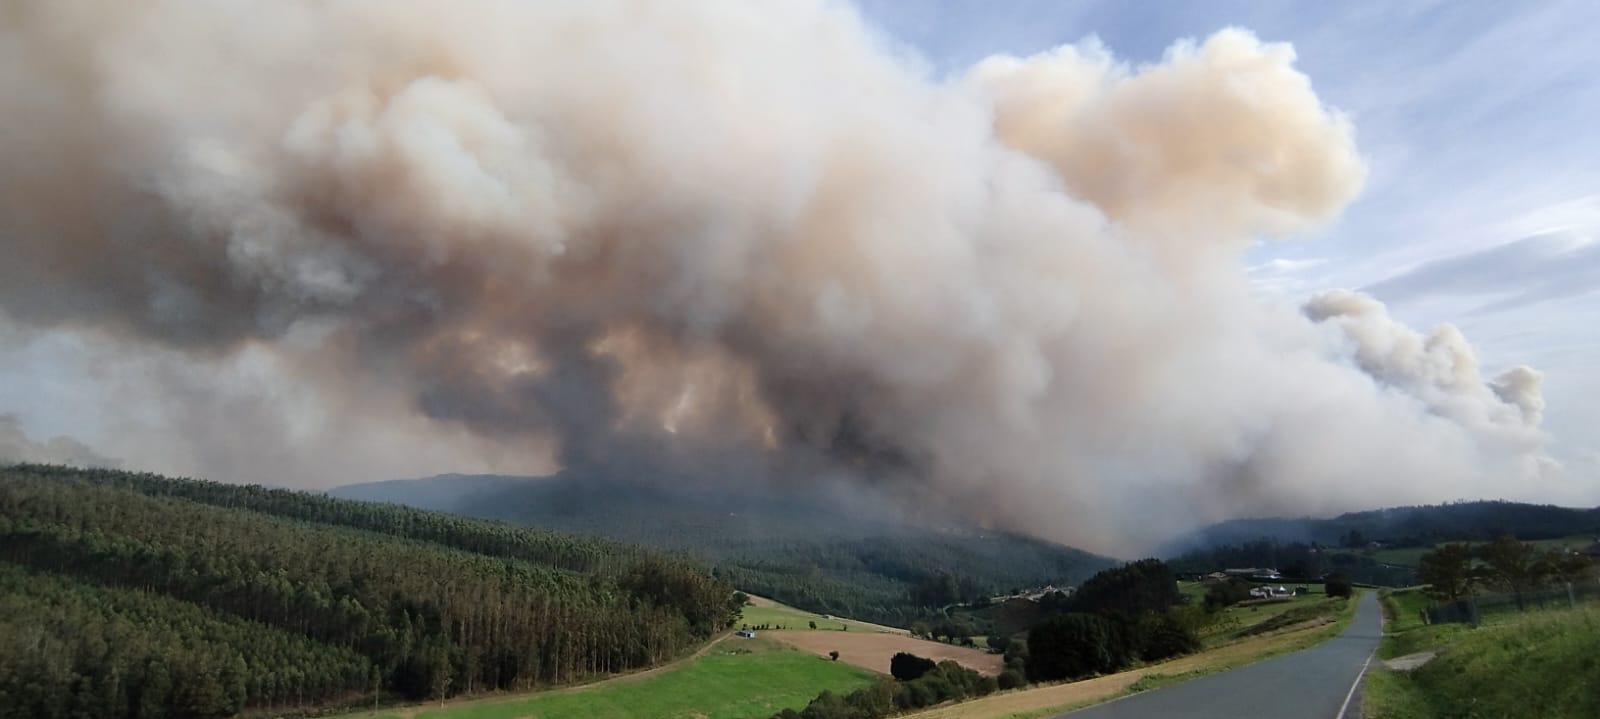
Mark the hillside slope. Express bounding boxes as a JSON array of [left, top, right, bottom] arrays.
[[1164, 500, 1600, 553], [0, 465, 737, 718], [1163, 500, 1600, 587], [333, 472, 1116, 626]]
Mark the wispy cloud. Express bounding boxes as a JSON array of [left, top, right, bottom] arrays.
[[1364, 230, 1600, 315], [1246, 257, 1329, 297]]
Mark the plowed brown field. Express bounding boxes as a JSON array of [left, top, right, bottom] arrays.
[[765, 630, 1004, 676]]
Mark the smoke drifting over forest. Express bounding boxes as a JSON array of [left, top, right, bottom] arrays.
[[0, 1, 1559, 551]]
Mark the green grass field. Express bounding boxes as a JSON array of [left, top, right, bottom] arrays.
[[1375, 587, 1471, 659], [1178, 582, 1340, 647], [1364, 603, 1600, 719], [1176, 581, 1209, 603], [1366, 545, 1433, 567], [337, 639, 875, 719], [1363, 533, 1597, 568], [739, 599, 895, 633]]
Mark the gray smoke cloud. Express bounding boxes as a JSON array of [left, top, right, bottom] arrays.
[[0, 414, 118, 468], [0, 1, 1563, 551]]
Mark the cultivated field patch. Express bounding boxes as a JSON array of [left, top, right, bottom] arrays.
[[764, 630, 1004, 676]]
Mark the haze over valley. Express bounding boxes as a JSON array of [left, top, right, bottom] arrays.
[[3, 2, 1599, 718]]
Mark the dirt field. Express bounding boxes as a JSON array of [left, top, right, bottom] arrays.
[[764, 630, 1004, 676]]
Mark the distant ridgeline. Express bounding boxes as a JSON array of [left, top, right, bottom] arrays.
[[1164, 500, 1600, 586], [332, 472, 1117, 626], [0, 465, 738, 718]]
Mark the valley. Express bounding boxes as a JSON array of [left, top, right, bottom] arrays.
[[3, 463, 1596, 719]]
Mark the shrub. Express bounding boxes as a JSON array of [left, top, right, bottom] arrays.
[[1003, 637, 1029, 664], [781, 661, 996, 719], [998, 669, 1027, 690], [829, 650, 840, 661], [1325, 575, 1354, 598], [1133, 612, 1201, 662], [890, 652, 937, 681]]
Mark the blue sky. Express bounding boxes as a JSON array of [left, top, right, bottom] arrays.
[[857, 0, 1600, 483]]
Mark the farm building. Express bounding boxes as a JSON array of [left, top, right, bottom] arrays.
[[1249, 585, 1293, 600]]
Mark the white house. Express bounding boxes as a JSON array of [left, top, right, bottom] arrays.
[[1248, 585, 1293, 600]]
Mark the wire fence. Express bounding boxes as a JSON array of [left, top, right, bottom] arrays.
[[1425, 580, 1600, 625]]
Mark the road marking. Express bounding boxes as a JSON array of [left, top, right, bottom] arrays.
[[1335, 650, 1374, 719], [1336, 597, 1382, 719]]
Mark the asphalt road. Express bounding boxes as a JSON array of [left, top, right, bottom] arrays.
[[1061, 592, 1383, 719]]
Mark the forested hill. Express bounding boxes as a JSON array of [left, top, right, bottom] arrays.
[[1164, 500, 1600, 554], [0, 465, 738, 719], [1162, 500, 1600, 587], [333, 471, 1116, 627]]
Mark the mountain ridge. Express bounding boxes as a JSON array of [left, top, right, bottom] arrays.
[[331, 471, 1118, 625]]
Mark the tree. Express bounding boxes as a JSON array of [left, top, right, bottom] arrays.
[[1068, 560, 1182, 619], [1204, 578, 1253, 610], [1131, 612, 1200, 662], [1546, 551, 1595, 608], [890, 653, 936, 681], [1026, 614, 1125, 682], [809, 620, 817, 630], [1477, 535, 1539, 610], [1417, 544, 1476, 602], [1548, 551, 1594, 586], [0, 466, 740, 715], [1324, 574, 1353, 598]]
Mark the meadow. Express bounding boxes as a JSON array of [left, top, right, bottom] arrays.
[[1364, 591, 1600, 719], [1365, 533, 1597, 567], [1177, 581, 1342, 647], [738, 594, 905, 633], [339, 639, 876, 719]]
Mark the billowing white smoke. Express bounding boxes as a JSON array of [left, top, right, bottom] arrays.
[[0, 1, 1555, 551]]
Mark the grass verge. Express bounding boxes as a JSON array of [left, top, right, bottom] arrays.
[[1364, 604, 1600, 719], [1364, 592, 1600, 719]]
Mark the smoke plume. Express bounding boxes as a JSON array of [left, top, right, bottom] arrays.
[[0, 414, 118, 468], [0, 1, 1559, 551]]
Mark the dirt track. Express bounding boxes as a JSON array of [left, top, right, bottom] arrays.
[[764, 630, 1004, 676]]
